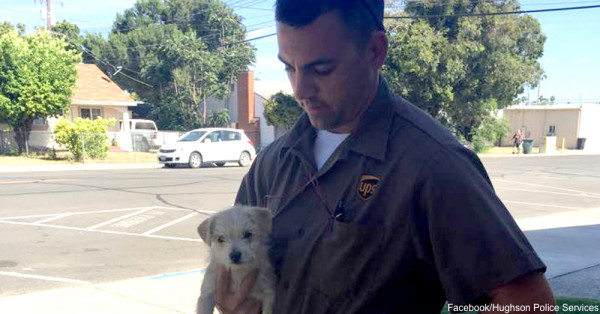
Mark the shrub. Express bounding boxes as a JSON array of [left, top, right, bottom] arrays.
[[471, 116, 510, 153], [472, 135, 489, 153], [54, 118, 115, 161]]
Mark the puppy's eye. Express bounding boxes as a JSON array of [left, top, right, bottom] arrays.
[[217, 236, 225, 243], [243, 231, 252, 240]]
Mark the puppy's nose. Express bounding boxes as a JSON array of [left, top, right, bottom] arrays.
[[229, 250, 242, 264]]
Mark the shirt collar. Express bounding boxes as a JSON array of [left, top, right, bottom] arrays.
[[282, 76, 395, 162]]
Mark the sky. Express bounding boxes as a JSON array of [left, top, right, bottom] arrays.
[[1, 0, 599, 102]]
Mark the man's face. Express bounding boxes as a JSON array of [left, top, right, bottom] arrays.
[[277, 12, 379, 133]]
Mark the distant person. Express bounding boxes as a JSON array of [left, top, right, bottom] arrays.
[[512, 129, 524, 154], [217, 1, 555, 313]]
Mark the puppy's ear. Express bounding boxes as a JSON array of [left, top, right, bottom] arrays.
[[248, 207, 272, 234], [197, 216, 214, 246]]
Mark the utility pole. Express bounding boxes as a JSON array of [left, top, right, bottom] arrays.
[[46, 0, 52, 30], [35, 0, 58, 30]]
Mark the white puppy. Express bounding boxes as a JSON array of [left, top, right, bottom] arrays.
[[196, 206, 276, 314]]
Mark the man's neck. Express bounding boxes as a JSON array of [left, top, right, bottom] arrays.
[[328, 75, 380, 134]]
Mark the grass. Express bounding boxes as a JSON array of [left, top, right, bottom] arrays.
[[478, 146, 541, 155], [440, 296, 600, 314], [0, 151, 158, 166]]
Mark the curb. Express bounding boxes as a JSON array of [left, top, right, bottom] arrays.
[[0, 163, 163, 173], [479, 151, 600, 158]]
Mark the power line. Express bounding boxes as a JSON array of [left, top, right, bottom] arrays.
[[221, 32, 276, 47], [215, 4, 600, 47], [386, 4, 600, 19]]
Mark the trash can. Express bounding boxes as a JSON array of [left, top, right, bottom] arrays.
[[577, 138, 587, 150], [522, 139, 534, 154]]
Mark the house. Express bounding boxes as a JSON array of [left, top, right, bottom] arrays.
[[67, 64, 139, 131], [500, 103, 600, 152], [0, 64, 138, 152]]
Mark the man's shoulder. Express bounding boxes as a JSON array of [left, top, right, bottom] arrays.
[[254, 131, 292, 170], [388, 95, 464, 154]]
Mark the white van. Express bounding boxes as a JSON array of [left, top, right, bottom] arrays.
[[118, 119, 160, 152]]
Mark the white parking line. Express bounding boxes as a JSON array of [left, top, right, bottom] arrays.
[[0, 219, 202, 242], [0, 207, 150, 221], [497, 187, 600, 199], [495, 178, 600, 197], [86, 207, 155, 230], [503, 200, 580, 210], [143, 212, 198, 235], [0, 271, 89, 284], [32, 214, 71, 224]]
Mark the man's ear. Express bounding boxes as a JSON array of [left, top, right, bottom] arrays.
[[197, 216, 214, 246], [368, 31, 388, 70], [247, 207, 272, 234]]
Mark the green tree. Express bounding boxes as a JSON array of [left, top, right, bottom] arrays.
[[384, 0, 545, 140], [52, 20, 83, 52], [264, 92, 303, 129], [0, 28, 80, 154], [206, 109, 230, 127], [83, 0, 255, 131]]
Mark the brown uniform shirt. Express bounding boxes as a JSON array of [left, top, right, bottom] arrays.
[[235, 78, 546, 313]]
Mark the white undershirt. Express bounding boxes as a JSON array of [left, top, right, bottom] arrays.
[[314, 130, 350, 171]]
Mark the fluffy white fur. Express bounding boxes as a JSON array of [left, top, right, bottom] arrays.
[[196, 206, 276, 314]]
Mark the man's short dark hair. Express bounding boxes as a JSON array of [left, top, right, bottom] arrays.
[[275, 0, 385, 49]]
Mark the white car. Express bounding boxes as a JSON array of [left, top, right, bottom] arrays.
[[157, 128, 256, 168]]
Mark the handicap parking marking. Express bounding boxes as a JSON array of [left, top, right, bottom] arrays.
[[86, 207, 157, 230], [0, 206, 217, 242]]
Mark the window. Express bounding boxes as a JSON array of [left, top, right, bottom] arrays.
[[80, 108, 102, 119], [135, 122, 157, 130], [32, 118, 46, 125], [179, 131, 206, 142], [223, 131, 241, 141], [206, 131, 222, 142], [548, 125, 556, 136]]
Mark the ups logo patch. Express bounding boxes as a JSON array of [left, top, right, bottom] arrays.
[[357, 175, 381, 200]]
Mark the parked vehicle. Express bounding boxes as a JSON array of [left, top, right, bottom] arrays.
[[118, 119, 160, 152], [157, 128, 256, 168]]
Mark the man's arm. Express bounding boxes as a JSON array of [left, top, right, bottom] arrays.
[[482, 272, 555, 314]]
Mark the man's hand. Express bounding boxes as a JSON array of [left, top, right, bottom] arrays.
[[215, 265, 262, 314]]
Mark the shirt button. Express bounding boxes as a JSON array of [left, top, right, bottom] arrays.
[[297, 228, 305, 238]]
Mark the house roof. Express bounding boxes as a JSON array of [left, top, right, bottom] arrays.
[[70, 64, 138, 107]]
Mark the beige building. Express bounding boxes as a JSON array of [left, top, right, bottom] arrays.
[[501, 104, 600, 152]]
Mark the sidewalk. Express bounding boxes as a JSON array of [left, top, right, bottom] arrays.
[[0, 268, 206, 314]]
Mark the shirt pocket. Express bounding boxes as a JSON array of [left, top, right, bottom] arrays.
[[308, 221, 386, 298]]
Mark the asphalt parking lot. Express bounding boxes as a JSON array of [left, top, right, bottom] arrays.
[[0, 165, 248, 297], [0, 155, 599, 305]]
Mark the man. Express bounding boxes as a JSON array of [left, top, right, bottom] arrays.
[[216, 0, 555, 313], [512, 129, 523, 154]]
